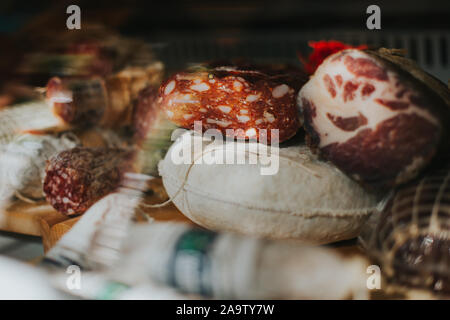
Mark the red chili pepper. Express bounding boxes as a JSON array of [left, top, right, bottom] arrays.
[[299, 40, 368, 75]]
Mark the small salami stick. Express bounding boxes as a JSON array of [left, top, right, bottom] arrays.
[[46, 62, 164, 128], [159, 63, 307, 144], [46, 77, 107, 127], [43, 147, 136, 216]]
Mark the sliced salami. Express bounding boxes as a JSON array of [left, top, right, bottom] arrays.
[[159, 63, 307, 144]]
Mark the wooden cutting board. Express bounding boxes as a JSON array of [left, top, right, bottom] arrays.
[[0, 201, 67, 238], [39, 201, 193, 252]]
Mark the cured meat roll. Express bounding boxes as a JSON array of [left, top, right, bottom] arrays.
[[159, 63, 308, 144], [159, 131, 379, 244], [298, 48, 450, 188]]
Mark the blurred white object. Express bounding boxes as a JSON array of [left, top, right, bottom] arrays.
[[114, 222, 370, 300], [0, 256, 65, 299], [43, 174, 151, 270], [0, 133, 77, 210], [51, 271, 195, 300]]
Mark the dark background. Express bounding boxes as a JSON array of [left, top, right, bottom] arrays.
[[0, 0, 449, 37], [0, 1, 449, 84]]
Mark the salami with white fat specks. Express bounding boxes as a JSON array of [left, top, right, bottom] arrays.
[[298, 48, 450, 189], [159, 63, 308, 144], [43, 147, 135, 216]]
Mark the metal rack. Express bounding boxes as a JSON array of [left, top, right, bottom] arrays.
[[153, 30, 450, 83]]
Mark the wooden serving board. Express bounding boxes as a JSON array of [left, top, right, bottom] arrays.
[[39, 201, 193, 252], [0, 201, 67, 238]]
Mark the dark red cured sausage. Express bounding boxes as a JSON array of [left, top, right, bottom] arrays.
[[43, 147, 135, 216], [46, 77, 107, 127], [158, 64, 307, 144], [45, 63, 164, 128]]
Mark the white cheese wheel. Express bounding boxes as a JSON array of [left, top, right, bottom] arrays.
[[159, 131, 380, 244]]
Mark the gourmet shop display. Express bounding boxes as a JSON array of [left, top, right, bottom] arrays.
[[0, 3, 449, 301], [298, 48, 450, 189], [159, 131, 379, 244]]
